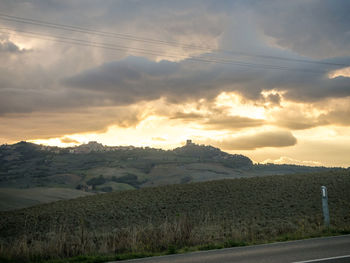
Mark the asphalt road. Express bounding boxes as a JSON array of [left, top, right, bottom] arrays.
[[112, 235, 350, 263]]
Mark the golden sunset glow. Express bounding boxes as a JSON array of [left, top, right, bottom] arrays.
[[2, 4, 350, 261], [214, 92, 266, 119], [328, 66, 350, 78], [1, 1, 350, 168], [26, 91, 350, 167]]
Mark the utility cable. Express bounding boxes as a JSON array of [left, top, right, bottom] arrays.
[[0, 13, 348, 68], [1, 27, 325, 73]]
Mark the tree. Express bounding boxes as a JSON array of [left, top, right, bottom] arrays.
[[86, 175, 106, 186]]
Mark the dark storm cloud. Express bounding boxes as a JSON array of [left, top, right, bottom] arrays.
[[63, 55, 350, 107], [63, 57, 182, 104], [0, 0, 225, 115], [63, 56, 225, 105], [1, 0, 350, 140], [0, 0, 224, 44], [1, 0, 350, 114], [209, 131, 297, 150], [264, 67, 350, 102], [252, 0, 350, 58]]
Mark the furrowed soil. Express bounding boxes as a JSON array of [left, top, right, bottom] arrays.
[[1, 170, 349, 262]]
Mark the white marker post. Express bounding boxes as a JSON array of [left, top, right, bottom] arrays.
[[321, 186, 330, 227]]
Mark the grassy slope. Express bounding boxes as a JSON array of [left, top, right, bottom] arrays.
[[1, 170, 350, 262], [96, 182, 135, 191], [1, 160, 332, 212], [1, 170, 349, 239], [0, 188, 92, 211]]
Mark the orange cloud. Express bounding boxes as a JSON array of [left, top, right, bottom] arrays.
[[207, 130, 297, 150]]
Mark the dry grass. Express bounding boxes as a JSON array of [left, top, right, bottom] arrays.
[[1, 170, 350, 262], [2, 215, 342, 263]]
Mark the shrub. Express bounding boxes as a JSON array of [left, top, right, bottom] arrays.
[[86, 175, 105, 186]]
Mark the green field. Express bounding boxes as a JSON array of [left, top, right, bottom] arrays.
[[1, 170, 349, 262]]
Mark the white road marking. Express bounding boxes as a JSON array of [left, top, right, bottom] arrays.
[[292, 254, 350, 263]]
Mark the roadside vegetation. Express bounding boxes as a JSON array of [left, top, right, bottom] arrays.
[[0, 170, 349, 262]]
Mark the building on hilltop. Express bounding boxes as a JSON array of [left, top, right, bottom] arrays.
[[186, 139, 193, 146], [71, 141, 105, 153]]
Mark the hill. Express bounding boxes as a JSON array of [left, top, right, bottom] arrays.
[[0, 141, 334, 210], [0, 187, 92, 211], [0, 170, 349, 262], [0, 141, 330, 187]]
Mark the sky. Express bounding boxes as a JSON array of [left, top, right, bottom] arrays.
[[0, 0, 350, 167]]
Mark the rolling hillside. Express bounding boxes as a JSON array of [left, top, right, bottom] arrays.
[[1, 170, 350, 238], [0, 141, 335, 211], [0, 188, 92, 211], [0, 170, 349, 262]]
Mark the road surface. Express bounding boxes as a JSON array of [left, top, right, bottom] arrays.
[[111, 235, 350, 263]]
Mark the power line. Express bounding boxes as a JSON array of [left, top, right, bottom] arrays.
[[0, 13, 212, 50], [0, 13, 348, 68], [1, 27, 325, 73], [1, 26, 325, 73]]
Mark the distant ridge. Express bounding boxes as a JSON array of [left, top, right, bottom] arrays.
[[173, 140, 253, 167], [1, 140, 254, 167], [0, 140, 339, 211]]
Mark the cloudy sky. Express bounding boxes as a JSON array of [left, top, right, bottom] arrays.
[[1, 0, 350, 167]]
